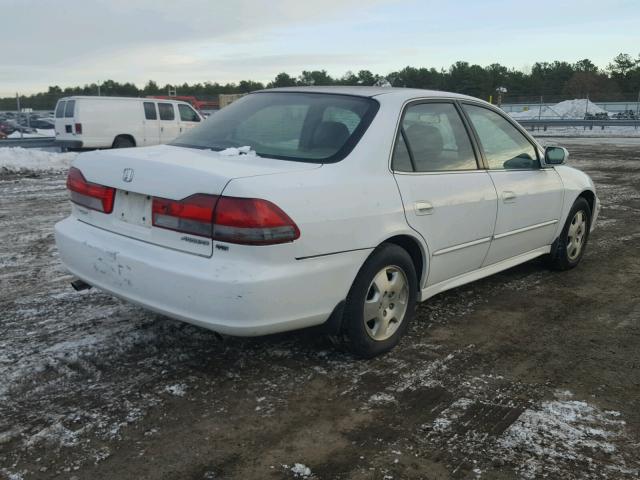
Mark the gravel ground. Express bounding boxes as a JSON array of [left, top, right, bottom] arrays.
[[1, 138, 639, 479]]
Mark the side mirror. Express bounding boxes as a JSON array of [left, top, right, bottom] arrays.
[[545, 146, 569, 165]]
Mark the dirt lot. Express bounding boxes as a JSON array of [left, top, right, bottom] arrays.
[[1, 138, 639, 479]]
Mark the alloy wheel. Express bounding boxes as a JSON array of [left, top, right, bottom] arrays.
[[363, 266, 409, 341]]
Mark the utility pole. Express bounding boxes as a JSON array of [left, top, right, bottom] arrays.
[[538, 95, 543, 121], [585, 93, 590, 119], [16, 93, 23, 139], [495, 87, 507, 109]]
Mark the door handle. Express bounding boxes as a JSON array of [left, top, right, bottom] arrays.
[[502, 191, 516, 203], [415, 201, 434, 215]]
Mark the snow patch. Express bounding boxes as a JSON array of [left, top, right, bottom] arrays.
[[368, 392, 397, 405], [0, 147, 77, 174], [164, 383, 187, 397], [218, 145, 256, 156], [510, 99, 607, 120], [290, 463, 312, 477], [7, 128, 55, 138], [499, 396, 629, 479]]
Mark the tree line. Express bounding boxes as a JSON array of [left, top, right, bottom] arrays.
[[2, 53, 639, 111]]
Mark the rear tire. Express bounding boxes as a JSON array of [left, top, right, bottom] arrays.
[[547, 197, 591, 271], [341, 243, 418, 358], [112, 136, 134, 149]]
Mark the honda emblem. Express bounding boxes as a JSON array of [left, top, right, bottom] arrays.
[[122, 168, 134, 183]]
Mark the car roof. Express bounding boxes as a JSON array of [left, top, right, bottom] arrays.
[[58, 96, 190, 104], [256, 86, 480, 102]]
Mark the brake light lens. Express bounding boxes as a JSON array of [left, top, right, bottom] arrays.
[[66, 167, 115, 213], [151, 194, 300, 245], [152, 194, 218, 237], [74, 123, 82, 134], [214, 196, 300, 245]]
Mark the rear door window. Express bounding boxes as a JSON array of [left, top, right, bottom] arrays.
[[144, 102, 158, 120], [158, 103, 175, 121], [393, 102, 477, 172], [64, 100, 75, 118], [55, 101, 66, 118], [178, 104, 200, 122]]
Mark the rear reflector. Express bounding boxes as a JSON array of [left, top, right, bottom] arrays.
[[151, 194, 300, 245], [66, 167, 115, 213]]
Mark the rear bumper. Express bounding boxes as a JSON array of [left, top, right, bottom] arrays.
[[54, 217, 369, 336]]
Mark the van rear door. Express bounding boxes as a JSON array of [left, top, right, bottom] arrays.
[[142, 101, 160, 146], [54, 99, 78, 140], [54, 100, 66, 136]]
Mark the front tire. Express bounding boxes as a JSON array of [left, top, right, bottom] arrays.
[[341, 243, 418, 358], [547, 197, 592, 270]]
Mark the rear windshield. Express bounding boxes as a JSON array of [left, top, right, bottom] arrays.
[[55, 101, 66, 118], [64, 100, 75, 118], [170, 92, 379, 163]]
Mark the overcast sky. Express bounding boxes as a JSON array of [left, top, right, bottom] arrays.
[[1, 0, 639, 97]]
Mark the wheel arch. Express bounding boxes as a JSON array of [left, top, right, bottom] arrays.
[[379, 234, 428, 289], [112, 134, 137, 148], [577, 189, 596, 219]]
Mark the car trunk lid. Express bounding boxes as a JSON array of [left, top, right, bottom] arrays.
[[70, 144, 320, 256]]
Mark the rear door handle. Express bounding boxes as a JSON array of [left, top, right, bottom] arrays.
[[502, 191, 516, 203], [415, 201, 434, 215]]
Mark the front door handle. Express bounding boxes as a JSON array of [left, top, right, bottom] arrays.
[[415, 201, 434, 215], [502, 191, 516, 203]]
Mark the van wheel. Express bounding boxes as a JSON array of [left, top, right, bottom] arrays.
[[113, 136, 134, 148], [547, 197, 591, 270], [340, 243, 417, 358]]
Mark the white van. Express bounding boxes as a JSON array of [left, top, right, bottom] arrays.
[[54, 96, 203, 149]]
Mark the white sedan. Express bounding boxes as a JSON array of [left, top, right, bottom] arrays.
[[55, 86, 599, 357]]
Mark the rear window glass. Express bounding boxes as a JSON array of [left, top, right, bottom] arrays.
[[55, 101, 66, 118], [178, 104, 200, 122], [144, 102, 157, 120], [171, 92, 379, 163], [64, 100, 75, 118], [158, 103, 175, 120]]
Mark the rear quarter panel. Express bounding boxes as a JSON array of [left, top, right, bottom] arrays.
[[221, 98, 424, 276]]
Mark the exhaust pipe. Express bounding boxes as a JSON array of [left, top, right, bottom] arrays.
[[71, 279, 92, 291]]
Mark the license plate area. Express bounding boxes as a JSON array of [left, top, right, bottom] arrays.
[[114, 190, 152, 227]]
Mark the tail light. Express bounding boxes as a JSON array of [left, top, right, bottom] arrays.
[[152, 194, 217, 237], [74, 123, 82, 134], [66, 167, 115, 213], [213, 196, 300, 245], [151, 194, 299, 245]]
